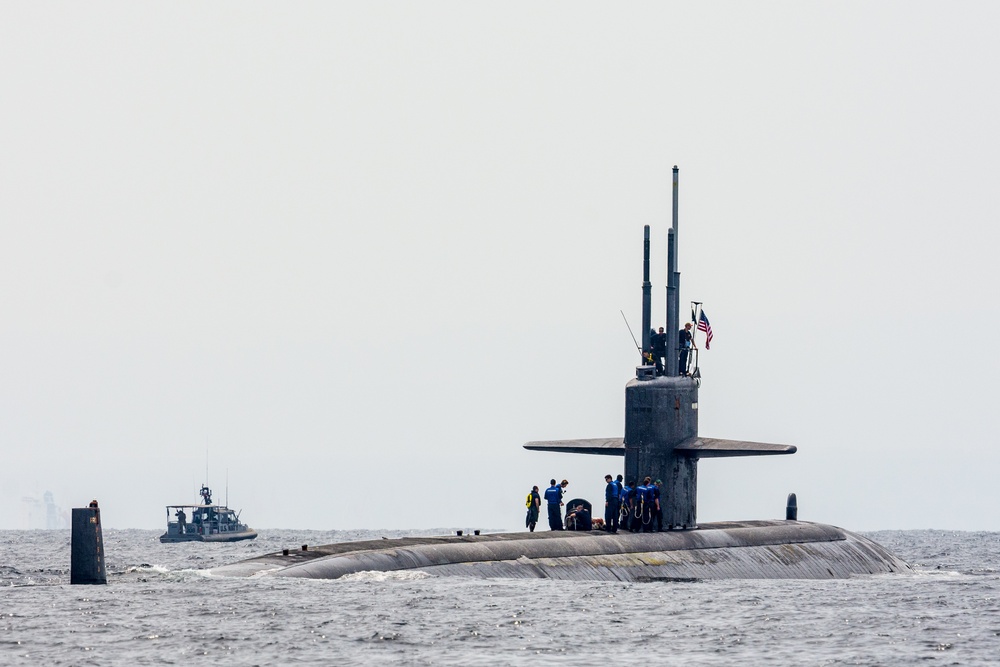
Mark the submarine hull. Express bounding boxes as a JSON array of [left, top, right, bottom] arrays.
[[209, 521, 909, 581]]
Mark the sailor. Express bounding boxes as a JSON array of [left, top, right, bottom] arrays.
[[604, 474, 620, 533], [636, 477, 654, 532], [678, 322, 696, 375], [644, 476, 658, 531], [651, 327, 667, 374], [191, 508, 203, 534], [632, 479, 644, 531], [544, 479, 564, 531], [566, 503, 592, 531], [626, 480, 640, 532], [176, 508, 187, 535], [617, 476, 629, 530], [642, 349, 663, 376], [652, 480, 664, 532], [525, 486, 541, 532]]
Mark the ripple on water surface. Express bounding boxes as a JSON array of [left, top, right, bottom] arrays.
[[2, 529, 1000, 665]]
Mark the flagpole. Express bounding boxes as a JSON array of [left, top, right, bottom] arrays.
[[689, 301, 702, 376], [691, 302, 702, 345]]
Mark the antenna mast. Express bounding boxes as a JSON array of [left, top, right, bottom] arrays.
[[665, 166, 680, 375], [641, 225, 652, 354]]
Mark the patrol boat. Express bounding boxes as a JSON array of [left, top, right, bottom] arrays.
[[159, 484, 257, 543], [210, 167, 909, 580]]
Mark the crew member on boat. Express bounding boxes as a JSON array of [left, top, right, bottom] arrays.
[[175, 508, 187, 535]]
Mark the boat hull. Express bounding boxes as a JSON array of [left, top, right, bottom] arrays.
[[159, 529, 258, 544], [209, 521, 908, 580]]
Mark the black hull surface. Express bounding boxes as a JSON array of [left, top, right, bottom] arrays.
[[209, 521, 908, 581]]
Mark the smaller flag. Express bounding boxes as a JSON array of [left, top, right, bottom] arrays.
[[697, 311, 713, 350]]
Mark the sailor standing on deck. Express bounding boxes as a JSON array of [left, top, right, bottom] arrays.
[[652, 480, 664, 532], [636, 477, 654, 532], [525, 486, 541, 532], [604, 474, 620, 533], [651, 327, 667, 375], [678, 322, 696, 376], [615, 475, 628, 530], [544, 479, 564, 531], [624, 480, 637, 532]]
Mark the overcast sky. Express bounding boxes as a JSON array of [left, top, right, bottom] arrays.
[[2, 2, 998, 531]]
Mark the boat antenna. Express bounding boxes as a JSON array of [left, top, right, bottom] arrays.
[[620, 309, 641, 356], [226, 468, 229, 508]]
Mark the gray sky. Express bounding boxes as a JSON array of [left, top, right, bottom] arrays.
[[3, 2, 998, 531]]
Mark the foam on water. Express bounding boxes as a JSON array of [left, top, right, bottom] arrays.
[[125, 564, 170, 575], [340, 569, 433, 582]]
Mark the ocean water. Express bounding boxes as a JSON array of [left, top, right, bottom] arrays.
[[2, 528, 999, 665]]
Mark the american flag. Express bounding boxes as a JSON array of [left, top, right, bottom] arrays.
[[698, 311, 713, 350]]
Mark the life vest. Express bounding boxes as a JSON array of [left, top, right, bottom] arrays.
[[525, 493, 533, 508], [544, 485, 562, 504], [642, 485, 656, 504]]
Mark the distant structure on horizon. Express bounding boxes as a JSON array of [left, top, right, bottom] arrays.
[[20, 491, 71, 530]]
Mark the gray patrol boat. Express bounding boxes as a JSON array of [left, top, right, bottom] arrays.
[[211, 167, 909, 580], [160, 484, 257, 543]]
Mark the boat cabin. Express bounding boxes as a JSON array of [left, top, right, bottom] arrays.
[[160, 503, 257, 542]]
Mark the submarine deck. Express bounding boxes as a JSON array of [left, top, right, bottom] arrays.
[[209, 520, 910, 581]]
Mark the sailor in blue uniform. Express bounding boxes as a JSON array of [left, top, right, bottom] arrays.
[[604, 474, 620, 533], [632, 479, 644, 532], [638, 477, 655, 532], [622, 480, 636, 533], [544, 479, 564, 530], [652, 479, 663, 532], [566, 503, 592, 531], [614, 475, 625, 529]]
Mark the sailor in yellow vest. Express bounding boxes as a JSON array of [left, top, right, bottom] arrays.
[[525, 485, 541, 532]]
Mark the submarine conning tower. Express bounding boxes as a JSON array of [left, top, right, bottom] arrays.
[[625, 375, 700, 528], [626, 165, 699, 528], [525, 166, 796, 529]]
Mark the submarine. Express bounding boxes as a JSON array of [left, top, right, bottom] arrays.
[[210, 167, 909, 581]]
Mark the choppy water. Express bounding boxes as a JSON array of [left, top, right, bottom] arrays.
[[2, 528, 999, 665]]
